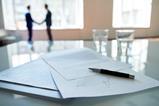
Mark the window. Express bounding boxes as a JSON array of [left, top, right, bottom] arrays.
[[2, 0, 83, 30], [113, 0, 152, 28]]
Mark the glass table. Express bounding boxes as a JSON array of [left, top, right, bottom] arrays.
[[0, 39, 159, 106]]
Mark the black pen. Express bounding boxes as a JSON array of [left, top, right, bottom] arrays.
[[89, 68, 135, 79]]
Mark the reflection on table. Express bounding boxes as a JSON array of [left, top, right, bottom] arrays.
[[0, 39, 159, 106]]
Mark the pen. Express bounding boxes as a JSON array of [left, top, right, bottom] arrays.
[[89, 68, 135, 79]]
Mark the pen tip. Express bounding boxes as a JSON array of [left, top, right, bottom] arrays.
[[129, 75, 135, 79], [88, 68, 100, 72], [88, 68, 95, 71]]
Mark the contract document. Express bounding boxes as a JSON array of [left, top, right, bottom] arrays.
[[42, 48, 159, 98], [0, 48, 159, 99]]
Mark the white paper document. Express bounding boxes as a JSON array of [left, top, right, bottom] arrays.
[[42, 48, 159, 98], [42, 48, 131, 80], [0, 48, 159, 99], [0, 59, 58, 90]]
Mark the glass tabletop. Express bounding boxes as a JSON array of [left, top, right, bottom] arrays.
[[0, 39, 159, 106]]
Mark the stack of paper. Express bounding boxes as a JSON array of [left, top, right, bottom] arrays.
[[41, 48, 159, 98], [0, 48, 159, 99]]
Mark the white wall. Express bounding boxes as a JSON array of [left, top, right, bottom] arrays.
[[4, 0, 159, 40]]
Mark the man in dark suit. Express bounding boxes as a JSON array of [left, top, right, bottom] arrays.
[[25, 5, 35, 44], [42, 4, 53, 44]]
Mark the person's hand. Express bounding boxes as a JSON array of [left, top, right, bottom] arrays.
[[37, 22, 41, 25], [34, 21, 41, 25], [37, 22, 43, 25]]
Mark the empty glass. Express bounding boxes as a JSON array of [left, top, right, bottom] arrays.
[[92, 29, 109, 55], [116, 29, 135, 62]]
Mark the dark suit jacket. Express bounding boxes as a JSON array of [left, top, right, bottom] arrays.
[[25, 12, 33, 28], [45, 10, 52, 27]]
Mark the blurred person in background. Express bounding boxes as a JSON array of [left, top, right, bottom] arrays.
[[41, 4, 53, 45]]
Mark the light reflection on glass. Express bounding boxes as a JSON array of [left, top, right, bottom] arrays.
[[111, 39, 149, 72], [6, 40, 149, 73], [7, 41, 84, 68], [12, 54, 39, 67]]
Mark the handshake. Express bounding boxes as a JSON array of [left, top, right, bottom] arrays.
[[34, 21, 44, 25]]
